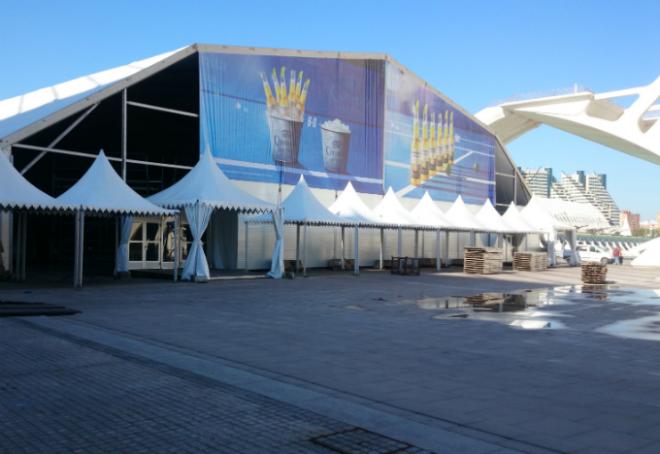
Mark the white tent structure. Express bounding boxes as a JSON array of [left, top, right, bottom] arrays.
[[445, 195, 486, 233], [247, 176, 346, 276], [328, 182, 385, 274], [411, 192, 455, 270], [631, 237, 660, 266], [0, 151, 73, 280], [620, 217, 632, 237], [502, 202, 537, 234], [475, 198, 510, 249], [149, 149, 276, 281], [56, 150, 174, 287]]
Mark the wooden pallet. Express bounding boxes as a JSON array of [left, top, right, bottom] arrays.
[[464, 247, 503, 275], [513, 252, 548, 271], [581, 263, 607, 284], [327, 258, 354, 271]]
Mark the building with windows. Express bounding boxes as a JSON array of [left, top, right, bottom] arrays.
[[519, 167, 553, 198], [0, 44, 530, 274]]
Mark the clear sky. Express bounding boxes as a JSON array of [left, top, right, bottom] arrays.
[[1, 0, 658, 217]]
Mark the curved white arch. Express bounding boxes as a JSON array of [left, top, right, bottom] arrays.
[[476, 77, 660, 164]]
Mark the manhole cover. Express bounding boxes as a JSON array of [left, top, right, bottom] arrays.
[[311, 428, 416, 453]]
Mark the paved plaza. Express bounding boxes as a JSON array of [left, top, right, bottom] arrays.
[[2, 265, 660, 453]]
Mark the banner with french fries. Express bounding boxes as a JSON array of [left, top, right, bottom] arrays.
[[199, 52, 385, 194]]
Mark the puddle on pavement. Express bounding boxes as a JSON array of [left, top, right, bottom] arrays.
[[409, 286, 660, 334]]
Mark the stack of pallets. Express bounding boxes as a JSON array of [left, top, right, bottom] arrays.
[[327, 258, 354, 271], [513, 252, 549, 271], [581, 263, 607, 284], [463, 247, 503, 275], [390, 257, 420, 275]]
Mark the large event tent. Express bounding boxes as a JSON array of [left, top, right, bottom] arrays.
[[521, 196, 577, 265], [247, 176, 346, 276], [149, 149, 276, 281], [411, 192, 454, 270], [56, 151, 173, 287], [0, 151, 73, 280]]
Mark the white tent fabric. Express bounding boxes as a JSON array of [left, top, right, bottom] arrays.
[[149, 149, 275, 212], [520, 196, 574, 233], [0, 150, 72, 211], [328, 182, 383, 226], [531, 197, 609, 231], [444, 195, 486, 231], [411, 192, 454, 228], [249, 175, 346, 225], [631, 237, 660, 267], [182, 203, 213, 281], [475, 199, 509, 233], [624, 238, 652, 258], [620, 217, 632, 236], [372, 188, 418, 227], [57, 151, 172, 216], [502, 202, 537, 233], [114, 215, 133, 274], [267, 208, 285, 278]]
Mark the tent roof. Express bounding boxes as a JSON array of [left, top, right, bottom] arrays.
[[445, 195, 487, 231], [149, 149, 274, 213], [520, 196, 574, 232], [0, 48, 193, 145], [475, 198, 509, 233], [411, 192, 454, 228], [56, 151, 173, 216], [372, 188, 418, 227], [502, 202, 538, 233], [249, 176, 346, 225], [328, 182, 383, 226], [631, 237, 660, 267], [0, 151, 72, 211], [532, 197, 609, 231]]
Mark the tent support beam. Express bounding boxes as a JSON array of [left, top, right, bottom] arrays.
[[295, 224, 300, 272], [435, 230, 441, 271], [126, 100, 199, 118], [414, 230, 419, 257], [74, 210, 85, 288], [379, 228, 384, 270], [244, 220, 249, 272], [397, 227, 402, 256], [340, 226, 345, 271], [353, 226, 359, 276], [444, 231, 450, 267], [20, 104, 98, 175], [173, 213, 180, 282], [302, 222, 308, 277]]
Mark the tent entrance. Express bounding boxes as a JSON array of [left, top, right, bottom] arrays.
[[206, 209, 238, 271]]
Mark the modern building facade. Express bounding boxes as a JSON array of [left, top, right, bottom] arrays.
[[519, 167, 553, 198], [0, 44, 530, 273]]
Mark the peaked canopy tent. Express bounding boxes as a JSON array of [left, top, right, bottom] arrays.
[[0, 151, 74, 280], [410, 192, 456, 271], [500, 202, 541, 257], [149, 149, 276, 282], [56, 151, 174, 287], [475, 198, 512, 249], [328, 182, 387, 274], [247, 175, 347, 276], [520, 196, 577, 266]]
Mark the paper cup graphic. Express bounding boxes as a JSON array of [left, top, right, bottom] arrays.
[[269, 113, 303, 165], [321, 119, 351, 174]]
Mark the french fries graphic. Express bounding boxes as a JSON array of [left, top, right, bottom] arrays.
[[261, 66, 310, 122], [410, 101, 455, 186]]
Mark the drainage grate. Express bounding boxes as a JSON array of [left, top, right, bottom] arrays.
[[311, 428, 424, 454]]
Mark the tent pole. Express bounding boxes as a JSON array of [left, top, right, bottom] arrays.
[[121, 89, 128, 181], [20, 211, 27, 281], [435, 230, 441, 271], [414, 230, 419, 258], [379, 228, 384, 270], [173, 213, 180, 282], [340, 226, 345, 271], [13, 212, 21, 281], [397, 227, 402, 256], [353, 226, 359, 276], [421, 230, 425, 259], [302, 222, 308, 277], [444, 231, 450, 267], [244, 220, 249, 272], [74, 210, 85, 288], [295, 224, 300, 272]]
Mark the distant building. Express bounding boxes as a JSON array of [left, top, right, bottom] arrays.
[[519, 167, 553, 198], [620, 210, 640, 231]]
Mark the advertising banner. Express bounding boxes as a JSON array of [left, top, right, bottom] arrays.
[[199, 52, 385, 194], [383, 63, 496, 205]]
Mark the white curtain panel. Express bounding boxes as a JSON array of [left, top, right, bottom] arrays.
[[114, 215, 133, 273], [182, 202, 213, 281], [267, 208, 284, 279]]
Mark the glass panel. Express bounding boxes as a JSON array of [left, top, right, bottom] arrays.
[[162, 222, 176, 262], [129, 243, 142, 261], [146, 243, 159, 261], [130, 224, 143, 241], [181, 224, 194, 243], [146, 223, 159, 241]]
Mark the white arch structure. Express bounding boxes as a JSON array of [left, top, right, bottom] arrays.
[[476, 77, 660, 164]]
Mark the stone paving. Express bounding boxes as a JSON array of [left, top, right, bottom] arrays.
[[2, 265, 660, 453]]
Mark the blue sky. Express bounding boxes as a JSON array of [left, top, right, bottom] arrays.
[[1, 0, 658, 217]]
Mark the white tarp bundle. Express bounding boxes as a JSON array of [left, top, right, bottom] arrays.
[[444, 195, 486, 231], [149, 149, 275, 281], [411, 192, 454, 229], [475, 198, 508, 233], [372, 187, 418, 227], [328, 182, 382, 226], [0, 150, 71, 211], [631, 237, 660, 267]]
